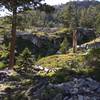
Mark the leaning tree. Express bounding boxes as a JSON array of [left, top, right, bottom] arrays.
[[0, 0, 45, 68]]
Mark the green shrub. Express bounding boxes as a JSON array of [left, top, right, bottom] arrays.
[[15, 48, 35, 72], [86, 48, 100, 67], [60, 36, 69, 53], [0, 62, 6, 70]]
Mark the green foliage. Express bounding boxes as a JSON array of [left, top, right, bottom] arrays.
[[36, 53, 87, 82], [86, 48, 100, 67], [36, 54, 85, 68], [0, 50, 8, 58], [16, 10, 41, 30], [57, 2, 79, 29], [1, 1, 99, 33], [36, 52, 100, 82], [88, 48, 100, 58], [56, 1, 100, 33], [0, 62, 6, 70], [60, 36, 69, 53], [16, 48, 34, 72], [79, 6, 97, 28], [0, 46, 8, 70], [95, 13, 100, 33]]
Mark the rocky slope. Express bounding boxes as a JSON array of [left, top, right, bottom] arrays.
[[0, 69, 100, 100], [26, 77, 100, 100]]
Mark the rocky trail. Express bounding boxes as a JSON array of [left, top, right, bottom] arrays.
[[0, 68, 100, 100]]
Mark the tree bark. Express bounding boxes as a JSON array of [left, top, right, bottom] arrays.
[[9, 6, 17, 68], [73, 30, 77, 53]]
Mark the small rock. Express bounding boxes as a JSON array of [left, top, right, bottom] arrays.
[[53, 93, 63, 100], [96, 87, 100, 93], [63, 96, 69, 100], [83, 96, 90, 100], [34, 65, 44, 70], [0, 72, 9, 82], [56, 51, 62, 54], [68, 97, 73, 100], [39, 66, 44, 70], [86, 77, 93, 81], [78, 95, 84, 100], [83, 87, 90, 92], [44, 68, 49, 73], [91, 97, 97, 100], [70, 88, 78, 94]]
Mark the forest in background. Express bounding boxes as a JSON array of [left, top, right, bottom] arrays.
[[0, 0, 100, 33]]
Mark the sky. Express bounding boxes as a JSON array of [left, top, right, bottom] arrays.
[[0, 0, 68, 17], [44, 0, 68, 5]]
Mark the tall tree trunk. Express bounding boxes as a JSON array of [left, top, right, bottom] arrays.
[[9, 6, 17, 68], [73, 30, 77, 53]]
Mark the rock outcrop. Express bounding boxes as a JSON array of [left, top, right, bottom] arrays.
[[27, 77, 100, 100]]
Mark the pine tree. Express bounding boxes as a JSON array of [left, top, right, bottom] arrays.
[[16, 48, 34, 73], [0, 0, 45, 68]]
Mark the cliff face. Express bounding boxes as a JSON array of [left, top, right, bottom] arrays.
[[15, 32, 63, 57], [4, 27, 96, 57], [77, 28, 96, 44]]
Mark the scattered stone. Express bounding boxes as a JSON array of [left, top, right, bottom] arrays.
[[23, 77, 100, 99], [0, 72, 100, 100], [53, 93, 63, 100], [78, 95, 84, 100], [68, 97, 73, 100], [0, 72, 9, 82], [34, 65, 44, 71], [44, 68, 49, 73], [56, 50, 62, 54], [70, 87, 78, 94], [97, 87, 100, 93], [63, 96, 69, 100]]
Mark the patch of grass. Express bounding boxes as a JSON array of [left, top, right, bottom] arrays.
[[85, 48, 100, 67], [26, 27, 70, 39], [0, 50, 8, 58], [32, 31, 47, 37], [36, 52, 100, 83], [54, 27, 71, 35], [0, 62, 6, 70], [0, 48, 8, 70], [0, 84, 11, 91], [36, 53, 85, 68], [36, 53, 86, 83]]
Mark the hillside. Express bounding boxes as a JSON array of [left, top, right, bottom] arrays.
[[56, 1, 100, 9], [0, 0, 100, 100]]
